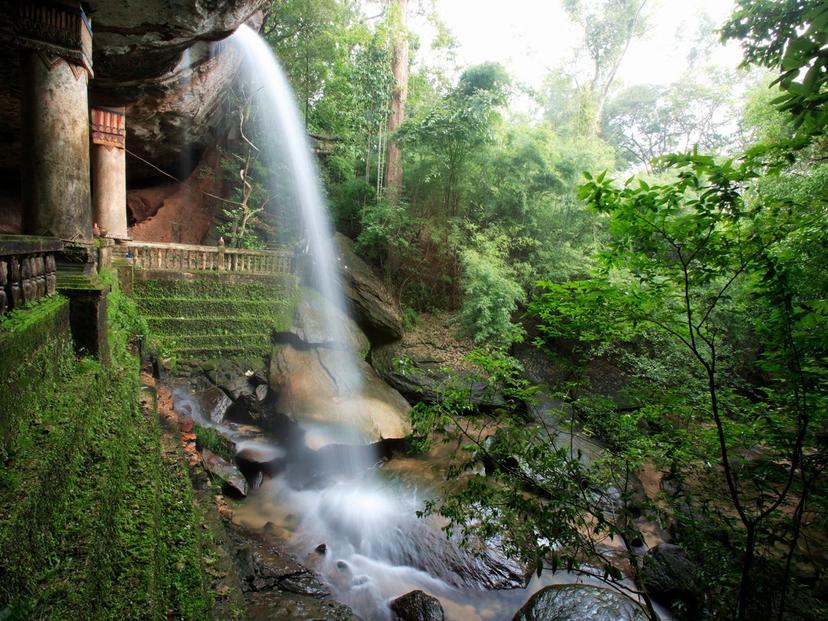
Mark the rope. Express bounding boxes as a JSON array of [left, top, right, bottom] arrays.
[[124, 147, 184, 184]]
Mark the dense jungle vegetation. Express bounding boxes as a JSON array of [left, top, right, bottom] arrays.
[[222, 1, 827, 619]]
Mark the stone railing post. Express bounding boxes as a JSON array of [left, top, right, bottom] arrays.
[[91, 108, 128, 239], [217, 237, 226, 271], [15, 1, 94, 242]]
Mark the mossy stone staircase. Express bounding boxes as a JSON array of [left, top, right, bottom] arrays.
[[130, 270, 297, 362]]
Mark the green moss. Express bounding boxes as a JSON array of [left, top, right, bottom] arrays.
[[194, 424, 234, 462], [0, 275, 212, 620], [0, 295, 73, 459], [129, 272, 298, 363]]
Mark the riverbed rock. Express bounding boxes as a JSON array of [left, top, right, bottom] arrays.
[[204, 360, 269, 406], [246, 591, 358, 621], [202, 448, 248, 497], [334, 233, 403, 344], [371, 339, 503, 406], [641, 543, 702, 618], [235, 536, 329, 596], [389, 590, 445, 621], [194, 385, 234, 423], [513, 585, 648, 621], [269, 344, 411, 448]]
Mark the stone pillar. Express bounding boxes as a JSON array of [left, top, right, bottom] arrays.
[[16, 1, 94, 242], [91, 108, 128, 239]]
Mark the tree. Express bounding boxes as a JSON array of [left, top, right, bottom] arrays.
[[383, 0, 410, 203], [722, 0, 828, 139], [215, 91, 272, 249], [399, 62, 511, 217], [562, 0, 649, 135], [580, 151, 827, 619], [603, 76, 737, 171]]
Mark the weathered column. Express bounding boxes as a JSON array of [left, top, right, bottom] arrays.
[[16, 1, 94, 242], [91, 108, 128, 239]]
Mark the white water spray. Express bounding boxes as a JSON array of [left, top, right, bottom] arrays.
[[231, 25, 361, 394]]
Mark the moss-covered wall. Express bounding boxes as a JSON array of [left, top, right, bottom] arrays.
[[0, 283, 213, 620], [0, 295, 73, 459], [128, 268, 298, 362]]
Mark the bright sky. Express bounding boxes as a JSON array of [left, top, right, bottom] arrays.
[[415, 0, 744, 95]]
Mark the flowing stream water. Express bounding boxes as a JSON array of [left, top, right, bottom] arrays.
[[217, 25, 641, 621]]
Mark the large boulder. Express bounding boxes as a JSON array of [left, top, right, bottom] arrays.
[[269, 290, 410, 449], [513, 585, 648, 621], [333, 233, 403, 344], [641, 543, 702, 618], [371, 339, 503, 406], [389, 590, 445, 621], [270, 344, 411, 449], [279, 288, 369, 355]]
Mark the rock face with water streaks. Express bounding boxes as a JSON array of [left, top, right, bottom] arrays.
[[334, 233, 404, 344], [269, 291, 411, 449], [513, 585, 647, 621]]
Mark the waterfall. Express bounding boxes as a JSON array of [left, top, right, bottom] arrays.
[[231, 25, 362, 394]]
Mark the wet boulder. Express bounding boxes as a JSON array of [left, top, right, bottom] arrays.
[[390, 590, 445, 621], [201, 448, 248, 497], [194, 385, 233, 423], [333, 233, 403, 344], [513, 585, 648, 621], [641, 543, 702, 619], [269, 344, 412, 449], [269, 288, 411, 448], [278, 288, 369, 355]]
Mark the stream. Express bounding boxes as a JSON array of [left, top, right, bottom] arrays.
[[174, 384, 657, 621]]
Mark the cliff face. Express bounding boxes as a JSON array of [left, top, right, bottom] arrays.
[[0, 0, 266, 188]]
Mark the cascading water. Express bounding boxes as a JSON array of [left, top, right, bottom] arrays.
[[232, 25, 360, 391], [218, 25, 570, 621]]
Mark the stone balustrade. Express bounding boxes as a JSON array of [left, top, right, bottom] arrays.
[[0, 235, 63, 316], [121, 240, 295, 275]]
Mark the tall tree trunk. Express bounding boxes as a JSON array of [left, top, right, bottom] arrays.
[[384, 0, 409, 204]]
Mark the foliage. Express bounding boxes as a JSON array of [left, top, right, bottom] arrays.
[[603, 76, 738, 171], [562, 0, 650, 134], [399, 62, 511, 216], [722, 0, 828, 139], [411, 349, 661, 619], [457, 240, 525, 349]]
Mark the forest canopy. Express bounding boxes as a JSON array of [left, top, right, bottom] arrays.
[[248, 2, 828, 619]]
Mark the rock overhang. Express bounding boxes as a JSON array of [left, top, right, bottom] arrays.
[[0, 0, 267, 185]]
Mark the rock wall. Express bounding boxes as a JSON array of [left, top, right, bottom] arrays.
[[128, 149, 223, 243], [0, 0, 267, 187]]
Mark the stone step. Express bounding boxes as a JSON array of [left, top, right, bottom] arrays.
[[145, 316, 273, 334], [134, 296, 292, 320], [154, 333, 271, 349]]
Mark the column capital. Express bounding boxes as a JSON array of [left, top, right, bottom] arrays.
[[15, 1, 94, 78], [91, 107, 126, 150]]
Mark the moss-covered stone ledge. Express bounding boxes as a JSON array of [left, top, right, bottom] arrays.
[[0, 270, 214, 620], [0, 295, 72, 458]]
